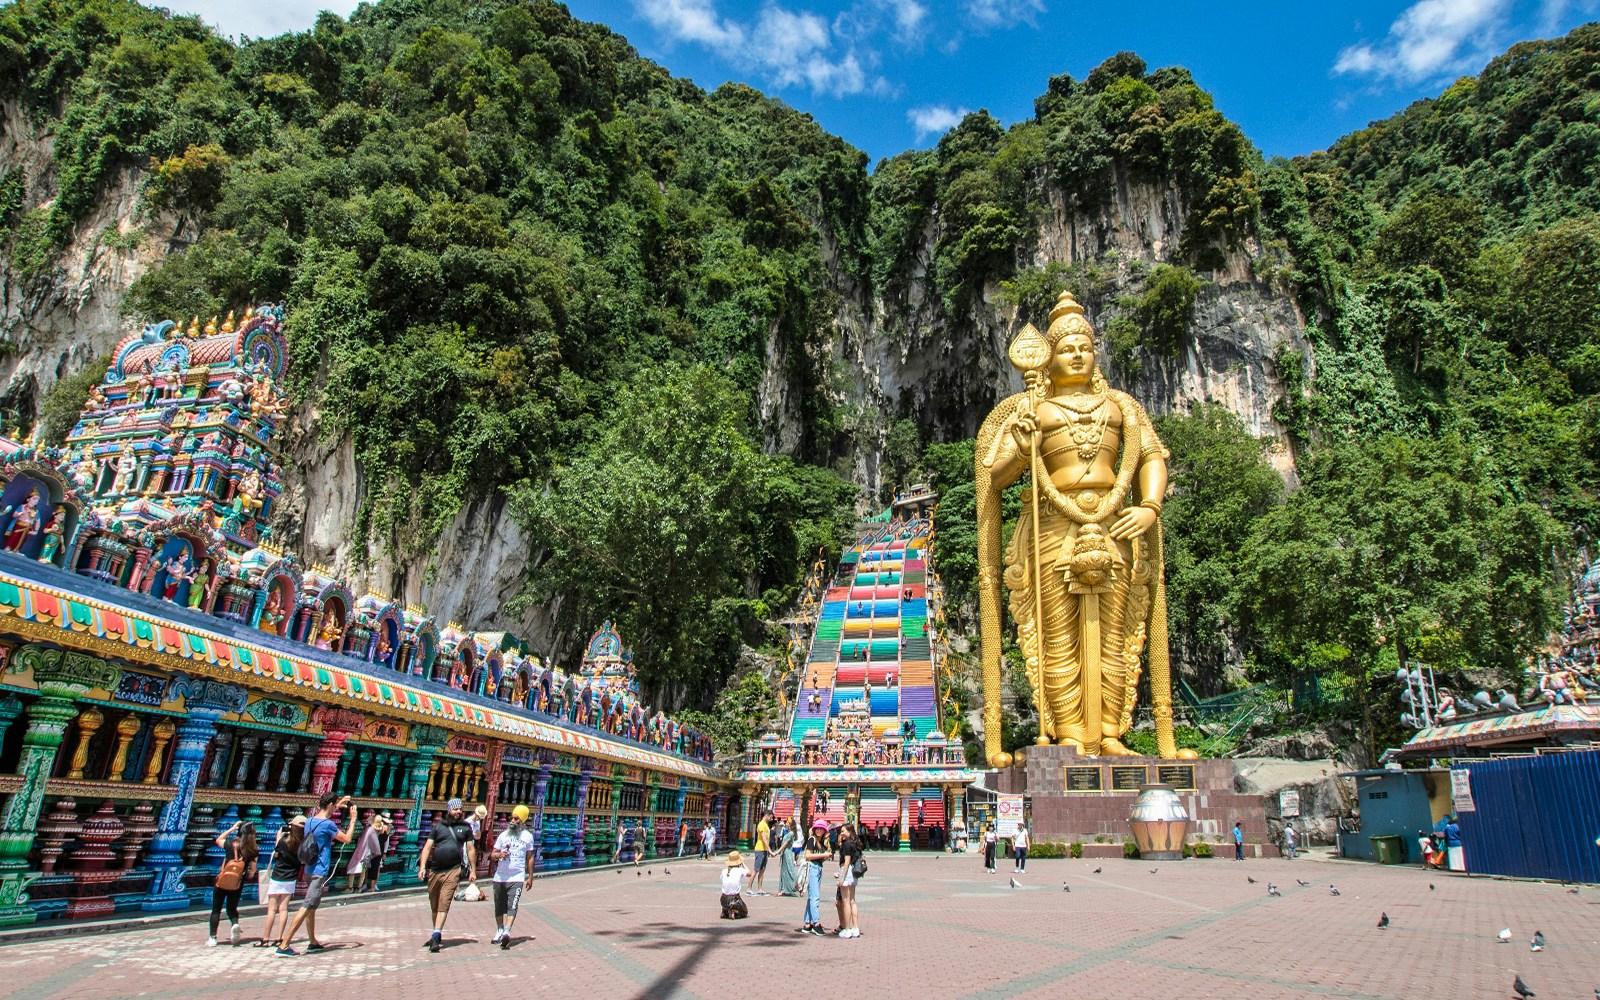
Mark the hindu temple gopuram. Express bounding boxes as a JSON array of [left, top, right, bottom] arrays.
[[0, 307, 735, 926], [0, 307, 980, 926]]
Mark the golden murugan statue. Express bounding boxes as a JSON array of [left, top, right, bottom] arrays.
[[976, 291, 1190, 765]]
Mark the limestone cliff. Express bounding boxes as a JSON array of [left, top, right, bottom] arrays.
[[835, 166, 1306, 494]]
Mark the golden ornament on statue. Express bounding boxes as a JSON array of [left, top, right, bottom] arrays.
[[977, 291, 1190, 763]]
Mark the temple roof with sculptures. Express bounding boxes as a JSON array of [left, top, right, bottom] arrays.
[[0, 306, 713, 764]]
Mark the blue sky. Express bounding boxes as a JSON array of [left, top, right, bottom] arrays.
[[171, 0, 1600, 166]]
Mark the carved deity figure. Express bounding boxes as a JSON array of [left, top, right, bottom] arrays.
[[161, 554, 192, 602], [976, 291, 1190, 764], [36, 507, 65, 564], [187, 563, 209, 610], [3, 490, 42, 551], [111, 443, 138, 494], [259, 591, 285, 634], [249, 376, 284, 418], [235, 469, 265, 517], [315, 613, 343, 651]]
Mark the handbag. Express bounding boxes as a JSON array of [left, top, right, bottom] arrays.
[[216, 854, 246, 891], [851, 856, 867, 879], [257, 869, 272, 900]]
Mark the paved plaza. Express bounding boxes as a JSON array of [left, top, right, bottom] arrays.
[[0, 854, 1594, 999]]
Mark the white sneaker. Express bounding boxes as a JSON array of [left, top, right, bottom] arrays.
[[230, 923, 242, 944], [491, 928, 505, 943], [206, 937, 217, 947]]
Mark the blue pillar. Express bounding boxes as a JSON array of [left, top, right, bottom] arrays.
[[142, 675, 247, 912]]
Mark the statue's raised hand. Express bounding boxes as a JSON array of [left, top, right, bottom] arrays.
[[1108, 504, 1157, 540], [1010, 410, 1039, 453]]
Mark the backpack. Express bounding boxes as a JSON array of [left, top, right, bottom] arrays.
[[851, 855, 868, 879], [297, 820, 324, 867]]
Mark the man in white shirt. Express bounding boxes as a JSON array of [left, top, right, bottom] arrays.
[[489, 804, 537, 950], [1012, 823, 1031, 873]]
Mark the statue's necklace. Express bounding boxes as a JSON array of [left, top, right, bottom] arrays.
[[1056, 395, 1111, 460]]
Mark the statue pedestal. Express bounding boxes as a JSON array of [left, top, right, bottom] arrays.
[[996, 746, 1272, 854]]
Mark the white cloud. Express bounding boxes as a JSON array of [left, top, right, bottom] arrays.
[[159, 0, 359, 39], [964, 0, 1047, 28], [885, 0, 930, 38], [1333, 0, 1511, 83], [908, 104, 970, 138], [635, 0, 885, 97]]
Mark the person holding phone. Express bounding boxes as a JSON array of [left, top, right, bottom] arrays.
[[275, 792, 358, 957]]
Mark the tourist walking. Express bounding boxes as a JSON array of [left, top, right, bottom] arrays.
[[798, 819, 830, 935], [418, 797, 477, 953], [982, 824, 997, 873], [207, 819, 257, 946], [1282, 823, 1297, 859], [362, 812, 392, 891], [677, 819, 690, 857], [344, 812, 384, 893], [259, 815, 303, 948], [720, 850, 750, 919], [700, 823, 716, 859], [1012, 822, 1030, 873], [489, 804, 536, 950], [1233, 821, 1245, 861], [276, 793, 358, 957], [777, 817, 800, 895], [752, 811, 773, 895], [835, 823, 863, 938]]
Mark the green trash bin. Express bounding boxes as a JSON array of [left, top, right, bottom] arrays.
[[1370, 835, 1405, 864]]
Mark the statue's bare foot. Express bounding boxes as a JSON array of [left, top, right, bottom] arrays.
[[1056, 736, 1085, 753], [1099, 738, 1137, 756]]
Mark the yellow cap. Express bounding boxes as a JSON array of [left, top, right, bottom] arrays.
[[511, 804, 531, 822]]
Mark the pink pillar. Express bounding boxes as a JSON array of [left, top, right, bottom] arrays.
[[309, 707, 364, 795]]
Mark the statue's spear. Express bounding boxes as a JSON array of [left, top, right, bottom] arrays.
[[1009, 323, 1055, 744]]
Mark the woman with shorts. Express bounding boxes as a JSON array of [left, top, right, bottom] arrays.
[[258, 815, 305, 947], [835, 823, 863, 938]]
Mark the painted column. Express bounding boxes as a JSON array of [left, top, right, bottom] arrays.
[[0, 648, 121, 926], [530, 750, 554, 871], [479, 741, 505, 875], [673, 785, 688, 857], [400, 726, 448, 873], [573, 762, 595, 867], [897, 784, 913, 852], [738, 785, 755, 848], [948, 785, 966, 852], [142, 673, 246, 912], [643, 772, 660, 859], [309, 706, 364, 796]]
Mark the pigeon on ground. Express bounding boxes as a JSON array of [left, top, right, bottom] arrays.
[[1430, 884, 1436, 891], [1513, 973, 1535, 998], [1092, 867, 1102, 874], [1567, 886, 1580, 894], [1009, 877, 1021, 889], [1329, 885, 1341, 896], [1149, 868, 1159, 874], [637, 871, 641, 878], [1530, 930, 1544, 952], [1498, 928, 1514, 943], [1267, 884, 1281, 897], [1377, 912, 1390, 930], [664, 869, 671, 875], [1062, 883, 1071, 892], [1247, 876, 1257, 884], [1296, 879, 1310, 887]]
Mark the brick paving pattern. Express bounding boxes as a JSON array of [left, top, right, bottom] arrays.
[[1, 854, 1596, 999]]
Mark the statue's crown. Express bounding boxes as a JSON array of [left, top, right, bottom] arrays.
[[1046, 291, 1094, 346]]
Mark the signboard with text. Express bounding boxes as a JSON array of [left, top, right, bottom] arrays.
[[996, 794, 1026, 837]]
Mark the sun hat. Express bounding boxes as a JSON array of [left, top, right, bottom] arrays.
[[725, 850, 743, 867], [812, 819, 829, 830], [511, 804, 531, 822]]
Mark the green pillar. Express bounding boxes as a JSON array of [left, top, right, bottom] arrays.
[[0, 646, 120, 926], [400, 726, 448, 872]]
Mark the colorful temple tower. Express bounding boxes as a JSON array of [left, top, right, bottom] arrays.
[[0, 308, 731, 927]]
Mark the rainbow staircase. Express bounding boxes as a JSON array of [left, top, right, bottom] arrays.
[[790, 519, 938, 745]]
